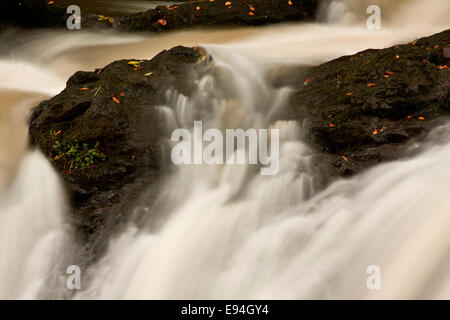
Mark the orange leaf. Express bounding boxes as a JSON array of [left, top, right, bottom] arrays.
[[407, 115, 413, 120], [158, 19, 167, 26], [249, 5, 255, 11], [54, 155, 59, 160], [385, 71, 393, 75], [395, 55, 400, 59], [346, 92, 354, 96], [433, 45, 439, 49], [120, 92, 125, 97], [304, 77, 312, 85], [372, 128, 379, 135], [418, 116, 425, 120], [225, 1, 231, 5], [329, 123, 335, 128], [341, 155, 349, 162], [55, 130, 62, 136], [437, 65, 448, 70], [248, 11, 255, 15], [79, 87, 88, 91], [112, 97, 120, 104], [367, 83, 376, 87], [196, 6, 200, 11]]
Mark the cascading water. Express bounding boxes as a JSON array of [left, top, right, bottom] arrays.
[[0, 0, 449, 299]]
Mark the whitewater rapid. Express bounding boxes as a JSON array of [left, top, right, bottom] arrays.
[[0, 0, 449, 299]]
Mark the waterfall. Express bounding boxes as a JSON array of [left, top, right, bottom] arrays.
[[0, 151, 70, 299], [77, 44, 450, 299], [0, 0, 449, 299]]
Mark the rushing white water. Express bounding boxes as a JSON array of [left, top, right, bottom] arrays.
[[0, 0, 449, 299], [0, 151, 69, 299]]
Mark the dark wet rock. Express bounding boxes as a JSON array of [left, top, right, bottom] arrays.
[[0, 0, 67, 28], [120, 0, 320, 32], [287, 29, 450, 178], [29, 46, 208, 257], [0, 0, 320, 31]]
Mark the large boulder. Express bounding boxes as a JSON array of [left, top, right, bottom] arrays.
[[286, 29, 450, 178], [29, 46, 209, 256], [0, 0, 320, 31], [120, 0, 320, 32]]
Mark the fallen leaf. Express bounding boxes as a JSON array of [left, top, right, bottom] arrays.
[[288, 0, 293, 5], [341, 155, 349, 162], [367, 83, 376, 87], [54, 155, 59, 160], [144, 72, 153, 76], [346, 92, 354, 96], [385, 71, 394, 75], [158, 19, 167, 26], [434, 45, 439, 49], [396, 55, 400, 59], [196, 6, 200, 11], [418, 116, 425, 120], [249, 5, 255, 11], [329, 123, 335, 128], [225, 1, 231, 5], [248, 11, 255, 16], [112, 97, 120, 104], [48, 1, 54, 4], [437, 65, 448, 70], [384, 75, 390, 78], [304, 77, 312, 85], [79, 87, 89, 91], [120, 92, 125, 97], [55, 130, 62, 136], [372, 128, 379, 135], [407, 115, 413, 120]]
